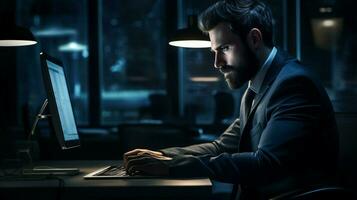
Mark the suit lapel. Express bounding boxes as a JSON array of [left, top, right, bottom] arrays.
[[240, 49, 294, 135]]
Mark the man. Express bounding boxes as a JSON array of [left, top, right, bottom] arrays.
[[124, 0, 339, 199]]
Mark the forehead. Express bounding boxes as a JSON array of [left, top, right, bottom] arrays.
[[208, 22, 241, 50]]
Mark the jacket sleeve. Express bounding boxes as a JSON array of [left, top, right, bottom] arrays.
[[160, 119, 241, 157], [165, 77, 329, 185]]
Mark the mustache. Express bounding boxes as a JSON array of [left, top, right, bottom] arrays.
[[219, 65, 235, 74]]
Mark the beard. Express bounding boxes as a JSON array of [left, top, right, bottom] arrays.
[[222, 45, 260, 89]]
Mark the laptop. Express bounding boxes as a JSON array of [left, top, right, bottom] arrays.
[[84, 165, 131, 179]]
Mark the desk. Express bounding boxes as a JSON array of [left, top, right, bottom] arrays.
[[0, 160, 212, 200]]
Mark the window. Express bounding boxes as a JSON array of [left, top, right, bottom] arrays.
[[16, 0, 89, 124], [100, 0, 167, 124], [301, 0, 357, 112], [16, 0, 352, 128]]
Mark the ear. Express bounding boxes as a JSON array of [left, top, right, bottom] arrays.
[[246, 28, 263, 50]]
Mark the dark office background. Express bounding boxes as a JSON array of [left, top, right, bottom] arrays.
[[1, 0, 357, 195]]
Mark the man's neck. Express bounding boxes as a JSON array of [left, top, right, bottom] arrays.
[[257, 46, 273, 67], [249, 46, 277, 93]]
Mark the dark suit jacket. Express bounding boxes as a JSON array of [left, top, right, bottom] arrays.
[[160, 50, 339, 199]]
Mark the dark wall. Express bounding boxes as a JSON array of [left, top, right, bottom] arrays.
[[335, 113, 357, 192], [0, 0, 17, 129], [0, 0, 18, 159]]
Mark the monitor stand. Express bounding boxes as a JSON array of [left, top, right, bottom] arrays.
[[20, 99, 80, 176], [17, 147, 80, 176]]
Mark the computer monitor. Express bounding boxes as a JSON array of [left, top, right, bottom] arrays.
[[40, 52, 80, 149]]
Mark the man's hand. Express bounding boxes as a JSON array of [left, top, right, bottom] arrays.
[[124, 149, 163, 168], [123, 149, 172, 176]]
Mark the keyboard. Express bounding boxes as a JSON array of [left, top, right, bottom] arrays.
[[96, 165, 127, 176], [84, 164, 156, 179], [84, 165, 132, 179]]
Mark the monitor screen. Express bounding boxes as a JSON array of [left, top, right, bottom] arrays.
[[40, 52, 80, 149]]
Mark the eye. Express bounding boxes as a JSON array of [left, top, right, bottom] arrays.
[[221, 45, 229, 52]]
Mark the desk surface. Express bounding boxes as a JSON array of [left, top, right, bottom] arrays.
[[0, 160, 212, 200]]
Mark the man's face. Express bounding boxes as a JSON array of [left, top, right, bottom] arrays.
[[209, 23, 259, 89]]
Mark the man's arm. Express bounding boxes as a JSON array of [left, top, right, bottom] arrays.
[[163, 77, 333, 185], [124, 119, 241, 172], [160, 119, 241, 157]]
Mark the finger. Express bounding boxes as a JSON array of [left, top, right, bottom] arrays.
[[154, 155, 173, 160], [127, 161, 146, 175], [128, 165, 147, 176], [137, 150, 163, 157], [126, 154, 146, 163], [150, 150, 163, 156], [137, 153, 172, 161], [137, 152, 157, 158], [127, 156, 154, 167], [126, 156, 159, 173], [127, 159, 159, 175], [124, 149, 146, 157], [128, 164, 151, 175], [125, 154, 147, 169], [124, 149, 164, 169], [128, 161, 168, 176], [124, 149, 147, 167]]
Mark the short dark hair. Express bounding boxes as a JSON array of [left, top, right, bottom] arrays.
[[198, 0, 274, 47]]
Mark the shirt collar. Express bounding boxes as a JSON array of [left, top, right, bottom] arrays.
[[249, 47, 277, 94]]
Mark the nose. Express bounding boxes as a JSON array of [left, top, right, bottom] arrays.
[[214, 52, 225, 69]]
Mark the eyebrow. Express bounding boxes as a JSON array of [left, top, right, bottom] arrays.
[[210, 43, 227, 52]]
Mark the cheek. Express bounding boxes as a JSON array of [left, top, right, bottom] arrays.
[[228, 49, 243, 67]]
